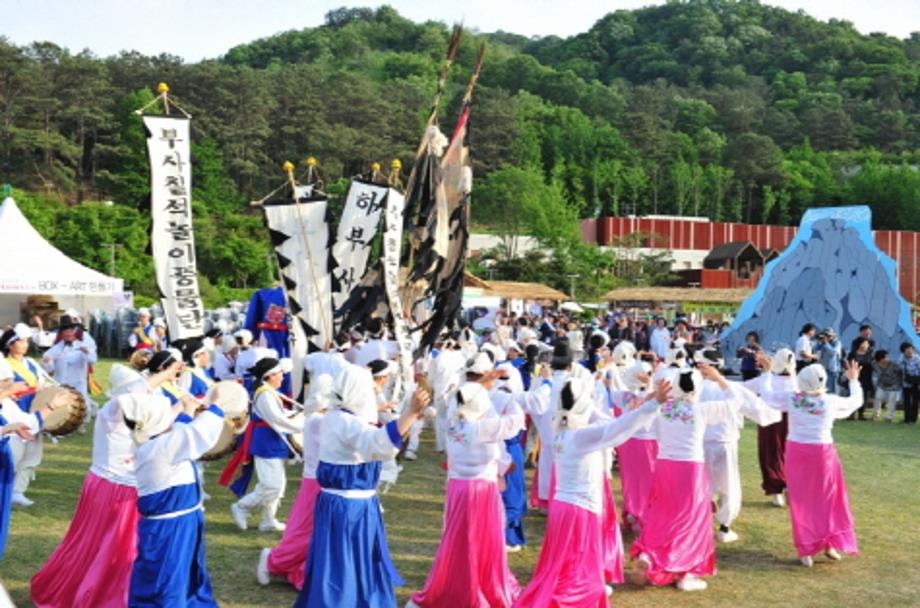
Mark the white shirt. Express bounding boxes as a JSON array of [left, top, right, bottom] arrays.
[[762, 384, 863, 444], [352, 339, 398, 368], [134, 409, 224, 497], [42, 339, 97, 397], [513, 377, 557, 500], [0, 398, 42, 434], [703, 381, 782, 443], [446, 401, 524, 481], [253, 389, 302, 435], [428, 349, 466, 400], [301, 413, 323, 478], [234, 347, 259, 379], [318, 408, 400, 465], [304, 352, 348, 385], [553, 401, 660, 514], [652, 387, 747, 463], [650, 327, 671, 360], [213, 352, 239, 381], [90, 398, 140, 486], [609, 388, 657, 440], [795, 335, 814, 362]]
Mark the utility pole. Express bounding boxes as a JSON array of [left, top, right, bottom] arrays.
[[566, 274, 579, 300]]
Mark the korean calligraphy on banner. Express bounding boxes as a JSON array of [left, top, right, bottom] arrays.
[[331, 181, 390, 317], [143, 115, 205, 339], [380, 188, 414, 401]]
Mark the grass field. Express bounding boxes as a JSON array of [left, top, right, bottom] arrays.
[[3, 359, 920, 607]]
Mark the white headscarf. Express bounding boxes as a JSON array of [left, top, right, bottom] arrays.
[[623, 360, 653, 394], [108, 363, 144, 397], [772, 348, 796, 376], [305, 373, 334, 414], [119, 393, 175, 445], [666, 367, 704, 404], [332, 364, 378, 424], [554, 364, 596, 431], [613, 341, 637, 366], [798, 364, 828, 395], [452, 382, 493, 424]]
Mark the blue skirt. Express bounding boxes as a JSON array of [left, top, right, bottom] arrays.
[[502, 439, 527, 547], [0, 439, 12, 561], [294, 491, 402, 608], [129, 510, 216, 607]]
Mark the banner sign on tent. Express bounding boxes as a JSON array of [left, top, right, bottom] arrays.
[[143, 115, 205, 338]]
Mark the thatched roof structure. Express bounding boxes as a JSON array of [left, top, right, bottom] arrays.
[[486, 280, 568, 301], [603, 286, 753, 304]]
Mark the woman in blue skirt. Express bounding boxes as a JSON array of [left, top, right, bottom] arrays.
[[294, 363, 430, 608], [123, 390, 225, 607]]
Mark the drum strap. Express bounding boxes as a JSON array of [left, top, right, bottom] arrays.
[[161, 382, 183, 401], [8, 358, 38, 387], [134, 326, 154, 346]]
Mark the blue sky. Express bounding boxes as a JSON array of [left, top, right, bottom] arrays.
[[2, 0, 918, 61]]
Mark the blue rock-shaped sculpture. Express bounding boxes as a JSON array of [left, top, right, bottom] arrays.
[[721, 206, 919, 358]]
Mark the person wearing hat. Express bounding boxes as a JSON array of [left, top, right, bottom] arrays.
[[293, 365, 430, 608], [213, 332, 241, 382], [226, 357, 300, 532], [151, 318, 169, 352], [128, 308, 156, 351], [746, 348, 797, 507], [514, 368, 664, 605], [232, 329, 259, 391], [126, 386, 226, 606], [1, 323, 47, 507], [243, 287, 293, 393], [816, 328, 843, 394], [755, 359, 863, 568], [257, 374, 333, 590], [631, 365, 767, 592], [408, 374, 524, 608], [39, 315, 97, 401], [31, 391, 181, 608]]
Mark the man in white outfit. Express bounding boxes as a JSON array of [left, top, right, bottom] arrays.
[[40, 315, 97, 400]]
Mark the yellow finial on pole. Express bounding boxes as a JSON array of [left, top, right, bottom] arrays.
[[391, 159, 402, 170], [371, 162, 381, 172], [157, 82, 170, 94], [306, 156, 317, 167], [283, 160, 295, 174]]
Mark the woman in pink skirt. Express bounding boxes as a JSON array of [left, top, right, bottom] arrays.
[[257, 374, 332, 589], [758, 359, 863, 567], [31, 363, 183, 608], [609, 360, 657, 532], [514, 365, 664, 607], [631, 365, 779, 592], [408, 354, 523, 608]]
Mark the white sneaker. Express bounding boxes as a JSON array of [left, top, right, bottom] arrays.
[[800, 555, 814, 568], [771, 493, 786, 508], [11, 493, 33, 507], [825, 548, 842, 561], [677, 574, 708, 592], [259, 519, 286, 532], [404, 450, 418, 461], [256, 548, 271, 586], [505, 545, 522, 553], [604, 584, 614, 596], [717, 529, 739, 543], [230, 503, 248, 530]]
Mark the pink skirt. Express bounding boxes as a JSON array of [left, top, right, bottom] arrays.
[[601, 476, 624, 584], [31, 472, 139, 608], [513, 500, 607, 608], [412, 478, 520, 607], [267, 477, 321, 589], [616, 437, 658, 530], [530, 466, 548, 510], [785, 441, 858, 558], [630, 459, 716, 586]]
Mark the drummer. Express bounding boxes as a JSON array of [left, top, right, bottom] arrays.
[[226, 357, 301, 533], [0, 323, 46, 508], [40, 315, 97, 401], [128, 308, 156, 351], [176, 339, 214, 399], [142, 350, 185, 405], [152, 318, 169, 351], [213, 337, 241, 382]]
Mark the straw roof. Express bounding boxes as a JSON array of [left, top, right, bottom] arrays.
[[485, 280, 568, 301], [463, 270, 491, 290], [603, 286, 753, 304]]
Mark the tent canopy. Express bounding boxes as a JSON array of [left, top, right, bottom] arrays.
[[0, 197, 123, 296]]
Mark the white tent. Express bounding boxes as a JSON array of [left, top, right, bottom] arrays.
[[0, 197, 124, 323]]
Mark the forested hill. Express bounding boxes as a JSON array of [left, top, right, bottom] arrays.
[[3, 1, 920, 300]]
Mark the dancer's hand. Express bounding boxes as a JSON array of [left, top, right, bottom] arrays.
[[845, 359, 861, 381], [653, 379, 672, 403]]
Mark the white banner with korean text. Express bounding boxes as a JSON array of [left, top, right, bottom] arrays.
[[143, 115, 205, 339]]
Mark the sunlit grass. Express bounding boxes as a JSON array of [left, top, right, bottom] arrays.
[[3, 360, 919, 606]]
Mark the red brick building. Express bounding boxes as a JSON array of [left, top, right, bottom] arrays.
[[582, 216, 920, 303]]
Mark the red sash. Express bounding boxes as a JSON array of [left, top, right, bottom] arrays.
[[218, 420, 269, 487], [256, 321, 288, 332]]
